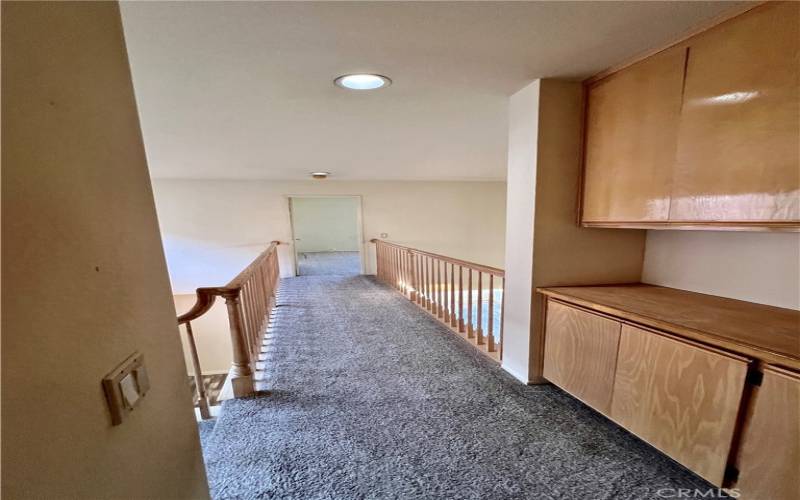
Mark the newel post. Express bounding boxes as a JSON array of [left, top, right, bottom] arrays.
[[222, 288, 255, 398]]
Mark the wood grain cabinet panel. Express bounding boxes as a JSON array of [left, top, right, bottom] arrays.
[[610, 325, 748, 486], [736, 366, 800, 500], [582, 46, 687, 222], [543, 301, 621, 414], [671, 2, 800, 223]]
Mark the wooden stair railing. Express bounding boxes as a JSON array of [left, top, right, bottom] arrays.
[[177, 241, 281, 418], [371, 239, 505, 362]]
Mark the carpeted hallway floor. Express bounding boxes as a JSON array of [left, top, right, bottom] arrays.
[[200, 275, 717, 499], [297, 251, 360, 276]]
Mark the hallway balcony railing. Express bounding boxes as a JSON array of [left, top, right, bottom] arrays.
[[177, 241, 281, 418], [372, 239, 504, 362]]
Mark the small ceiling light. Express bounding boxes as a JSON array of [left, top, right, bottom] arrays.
[[334, 74, 391, 90], [310, 172, 330, 179]]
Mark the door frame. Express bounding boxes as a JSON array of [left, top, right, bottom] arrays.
[[287, 195, 366, 277]]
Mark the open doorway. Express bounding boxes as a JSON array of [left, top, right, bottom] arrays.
[[289, 196, 364, 276]]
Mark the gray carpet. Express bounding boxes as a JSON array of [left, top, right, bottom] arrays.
[[198, 419, 217, 449], [297, 251, 360, 276], [201, 275, 718, 499]]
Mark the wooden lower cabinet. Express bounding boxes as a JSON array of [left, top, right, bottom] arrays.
[[543, 301, 621, 414], [539, 288, 800, 492], [735, 366, 800, 500], [610, 325, 749, 485]]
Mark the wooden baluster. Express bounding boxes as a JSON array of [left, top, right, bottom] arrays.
[[422, 255, 431, 311], [450, 263, 457, 328], [222, 290, 255, 398], [467, 269, 474, 338], [432, 257, 437, 311], [251, 278, 264, 352], [406, 250, 413, 299], [405, 250, 411, 296], [375, 244, 387, 283], [399, 247, 404, 293], [389, 247, 394, 286], [401, 248, 405, 293], [419, 255, 423, 303], [499, 276, 505, 360], [422, 255, 427, 306], [257, 268, 268, 344], [376, 244, 381, 281], [246, 283, 257, 359], [426, 256, 432, 310], [432, 258, 437, 314], [249, 279, 260, 351], [436, 259, 443, 318], [392, 247, 397, 288], [385, 245, 389, 284], [379, 244, 385, 282], [257, 266, 267, 317], [414, 253, 422, 305], [458, 266, 465, 333], [396, 247, 402, 291], [185, 322, 211, 419], [251, 280, 261, 357], [242, 283, 255, 358], [443, 261, 450, 323], [487, 274, 495, 352], [411, 251, 419, 303], [476, 271, 484, 345]]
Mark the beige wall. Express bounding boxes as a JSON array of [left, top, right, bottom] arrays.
[[152, 179, 507, 294], [291, 197, 360, 253], [175, 295, 233, 374], [642, 231, 800, 310], [1, 3, 209, 498], [502, 80, 645, 384]]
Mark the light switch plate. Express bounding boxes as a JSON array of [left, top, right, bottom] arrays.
[[102, 352, 150, 425]]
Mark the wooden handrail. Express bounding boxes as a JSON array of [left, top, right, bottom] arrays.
[[177, 288, 221, 325], [226, 241, 281, 288], [369, 239, 504, 277], [176, 241, 282, 416], [371, 239, 505, 362]]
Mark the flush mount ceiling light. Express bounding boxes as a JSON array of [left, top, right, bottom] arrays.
[[310, 172, 330, 179], [334, 74, 391, 90]]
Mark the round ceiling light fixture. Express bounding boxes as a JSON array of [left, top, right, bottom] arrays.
[[334, 74, 391, 90], [310, 171, 330, 179]]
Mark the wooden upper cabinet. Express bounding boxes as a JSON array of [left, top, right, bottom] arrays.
[[735, 366, 800, 500], [543, 301, 621, 414], [581, 2, 800, 229], [610, 325, 748, 486], [582, 47, 687, 222], [671, 2, 800, 223]]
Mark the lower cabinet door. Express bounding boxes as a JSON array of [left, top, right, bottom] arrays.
[[543, 301, 621, 415], [610, 325, 748, 486], [736, 366, 800, 500]]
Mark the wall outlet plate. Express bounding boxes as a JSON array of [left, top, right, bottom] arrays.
[[102, 351, 150, 426]]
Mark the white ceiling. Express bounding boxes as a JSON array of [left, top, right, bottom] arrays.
[[120, 1, 744, 181]]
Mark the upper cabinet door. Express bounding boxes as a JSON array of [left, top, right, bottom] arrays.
[[670, 2, 800, 223], [582, 46, 687, 222]]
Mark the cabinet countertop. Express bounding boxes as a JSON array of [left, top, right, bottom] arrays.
[[538, 284, 800, 370]]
